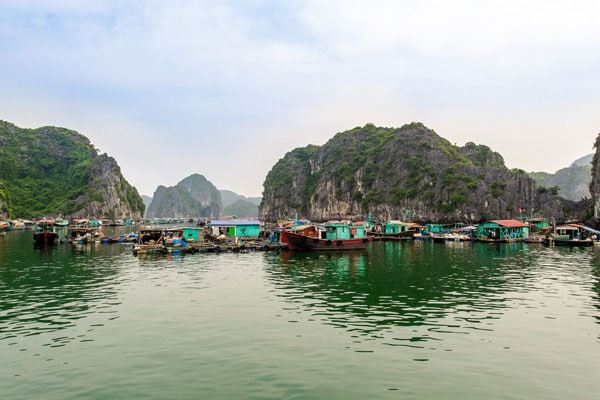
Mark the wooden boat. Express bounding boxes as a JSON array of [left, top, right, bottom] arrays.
[[68, 227, 97, 244], [544, 224, 596, 247], [431, 232, 472, 243], [133, 228, 168, 255], [285, 222, 372, 251], [372, 220, 416, 241], [33, 220, 59, 246]]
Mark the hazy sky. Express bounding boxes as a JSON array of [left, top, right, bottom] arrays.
[[2, 0, 600, 197]]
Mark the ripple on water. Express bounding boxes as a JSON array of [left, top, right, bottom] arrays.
[[1, 233, 600, 399]]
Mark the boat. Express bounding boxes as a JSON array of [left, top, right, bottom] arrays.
[[33, 220, 59, 246], [544, 224, 596, 247], [133, 228, 168, 255], [67, 227, 97, 244], [285, 222, 372, 251], [431, 232, 472, 243], [371, 220, 416, 241], [9, 220, 25, 230]]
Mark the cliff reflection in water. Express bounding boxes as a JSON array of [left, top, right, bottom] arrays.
[[266, 241, 551, 339]]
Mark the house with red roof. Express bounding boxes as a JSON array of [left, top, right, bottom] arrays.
[[476, 219, 530, 242]]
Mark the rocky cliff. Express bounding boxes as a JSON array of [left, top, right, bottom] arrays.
[[590, 134, 600, 219], [0, 180, 9, 219], [146, 174, 222, 218], [260, 123, 572, 222], [0, 120, 144, 219], [529, 154, 592, 201]]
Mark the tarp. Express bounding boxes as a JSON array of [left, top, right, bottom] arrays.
[[573, 224, 600, 235]]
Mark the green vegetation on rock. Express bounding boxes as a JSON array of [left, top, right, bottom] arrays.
[[260, 123, 570, 222], [0, 120, 144, 219]]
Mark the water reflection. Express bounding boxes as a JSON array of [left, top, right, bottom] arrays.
[[0, 231, 125, 345], [589, 249, 600, 327], [266, 242, 597, 343]]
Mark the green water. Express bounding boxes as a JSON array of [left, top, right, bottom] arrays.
[[1, 230, 599, 399]]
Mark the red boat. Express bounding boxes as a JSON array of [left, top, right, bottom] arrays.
[[33, 220, 59, 246], [285, 222, 372, 251]]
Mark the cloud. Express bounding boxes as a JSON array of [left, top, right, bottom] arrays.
[[1, 1, 600, 196]]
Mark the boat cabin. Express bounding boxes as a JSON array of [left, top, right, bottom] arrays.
[[291, 225, 320, 237], [476, 220, 529, 241], [324, 223, 366, 240], [553, 224, 596, 241], [208, 219, 261, 238]]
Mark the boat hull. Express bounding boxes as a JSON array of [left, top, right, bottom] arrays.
[[33, 231, 59, 246], [544, 239, 594, 247], [286, 232, 371, 251]]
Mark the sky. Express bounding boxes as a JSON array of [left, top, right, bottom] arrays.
[[1, 0, 600, 197]]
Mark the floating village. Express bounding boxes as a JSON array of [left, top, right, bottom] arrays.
[[2, 214, 600, 256]]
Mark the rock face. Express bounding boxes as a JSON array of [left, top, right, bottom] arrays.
[[146, 174, 222, 218], [529, 154, 592, 201], [0, 120, 144, 219], [71, 154, 145, 219], [590, 134, 600, 219], [0, 180, 9, 219], [260, 123, 572, 223]]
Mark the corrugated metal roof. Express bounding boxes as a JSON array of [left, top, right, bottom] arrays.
[[491, 219, 528, 228], [209, 219, 260, 226]]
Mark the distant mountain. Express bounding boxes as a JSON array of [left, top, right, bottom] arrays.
[[141, 195, 153, 216], [529, 154, 593, 202], [141, 195, 152, 208], [224, 199, 259, 218], [570, 154, 593, 168], [220, 190, 241, 208], [146, 174, 221, 218], [219, 189, 261, 217]]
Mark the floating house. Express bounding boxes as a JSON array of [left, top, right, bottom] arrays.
[[208, 219, 261, 238], [182, 227, 203, 242], [383, 220, 411, 235], [476, 220, 529, 242], [423, 224, 449, 235]]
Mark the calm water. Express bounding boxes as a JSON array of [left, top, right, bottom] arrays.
[[1, 230, 599, 399]]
